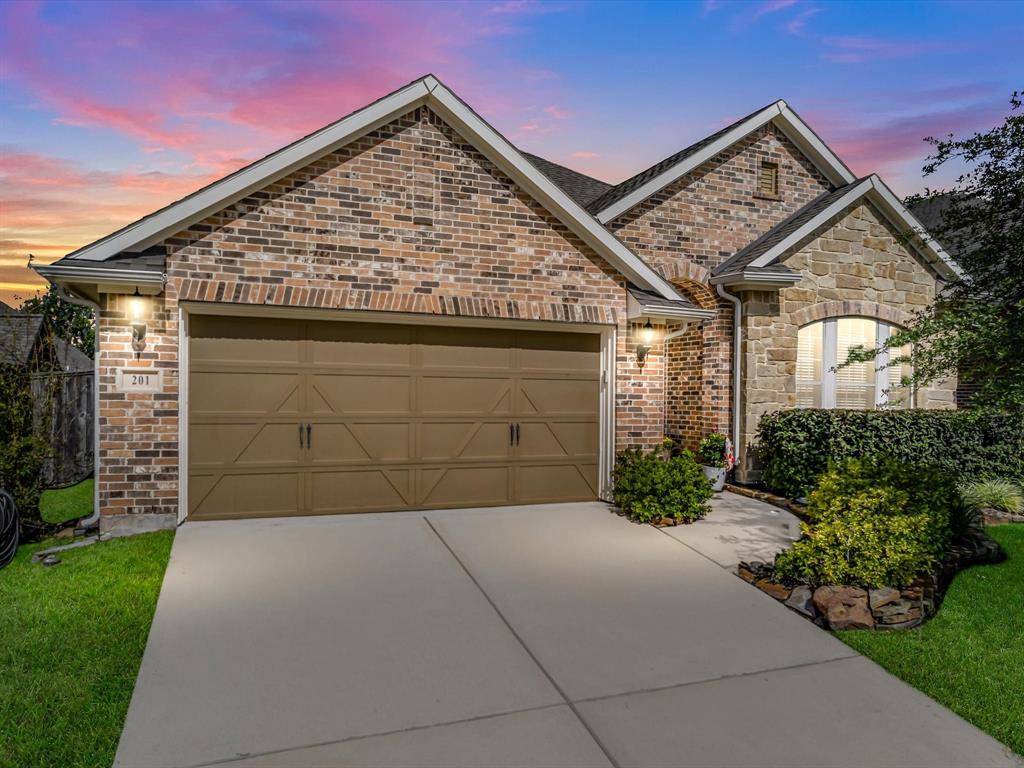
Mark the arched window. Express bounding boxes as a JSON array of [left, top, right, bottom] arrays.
[[796, 317, 912, 409]]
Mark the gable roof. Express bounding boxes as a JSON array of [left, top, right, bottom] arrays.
[[40, 75, 684, 303], [522, 153, 611, 208], [590, 100, 856, 224], [0, 314, 44, 365], [711, 175, 962, 286]]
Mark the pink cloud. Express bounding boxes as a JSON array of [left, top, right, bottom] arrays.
[[806, 101, 1010, 185], [544, 104, 574, 120], [785, 7, 821, 35], [571, 151, 601, 159], [821, 36, 946, 64], [755, 0, 798, 18], [490, 0, 569, 14]]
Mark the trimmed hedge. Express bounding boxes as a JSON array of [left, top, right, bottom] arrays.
[[757, 409, 1024, 498]]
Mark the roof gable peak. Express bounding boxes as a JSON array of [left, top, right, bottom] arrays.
[[592, 99, 856, 223]]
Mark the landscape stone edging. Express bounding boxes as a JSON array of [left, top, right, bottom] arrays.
[[738, 526, 1006, 631]]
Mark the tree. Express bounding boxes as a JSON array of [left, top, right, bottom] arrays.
[[848, 92, 1024, 409], [19, 283, 95, 356]]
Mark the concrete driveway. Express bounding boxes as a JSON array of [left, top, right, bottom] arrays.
[[115, 500, 1018, 768]]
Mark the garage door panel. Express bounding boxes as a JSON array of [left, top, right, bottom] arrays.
[[520, 378, 599, 416], [309, 322, 415, 368], [517, 422, 598, 460], [419, 377, 513, 415], [310, 374, 411, 415], [310, 469, 411, 513], [419, 466, 512, 508], [189, 472, 302, 519], [190, 422, 301, 467], [518, 330, 601, 372], [309, 423, 411, 464], [420, 421, 512, 461], [517, 464, 598, 503], [191, 372, 300, 416], [419, 327, 516, 369], [190, 316, 303, 365]]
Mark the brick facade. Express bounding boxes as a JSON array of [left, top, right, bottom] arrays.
[[737, 201, 957, 481], [96, 106, 667, 522]]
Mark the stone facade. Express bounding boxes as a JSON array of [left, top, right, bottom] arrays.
[[738, 201, 956, 480], [95, 106, 667, 522]]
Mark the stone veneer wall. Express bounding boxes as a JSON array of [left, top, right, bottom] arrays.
[[738, 201, 956, 481], [605, 124, 831, 453], [95, 106, 667, 522]]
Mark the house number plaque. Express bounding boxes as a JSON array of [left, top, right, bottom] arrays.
[[118, 369, 163, 393]]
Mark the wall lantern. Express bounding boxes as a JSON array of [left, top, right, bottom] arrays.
[[129, 288, 148, 354], [635, 319, 657, 369]]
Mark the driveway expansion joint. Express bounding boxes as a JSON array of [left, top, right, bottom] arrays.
[[185, 702, 570, 768], [570, 652, 863, 706], [423, 515, 622, 768]]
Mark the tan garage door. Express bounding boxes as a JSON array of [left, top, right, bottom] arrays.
[[188, 315, 600, 520]]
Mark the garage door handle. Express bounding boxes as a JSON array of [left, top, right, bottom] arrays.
[[299, 423, 304, 449], [307, 423, 312, 449], [510, 423, 514, 446], [515, 423, 520, 446]]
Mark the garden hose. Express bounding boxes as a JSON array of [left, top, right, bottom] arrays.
[[0, 490, 18, 569]]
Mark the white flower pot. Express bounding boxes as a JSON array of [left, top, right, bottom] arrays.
[[702, 465, 726, 492]]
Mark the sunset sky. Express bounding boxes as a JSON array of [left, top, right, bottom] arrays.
[[1, 0, 1021, 306]]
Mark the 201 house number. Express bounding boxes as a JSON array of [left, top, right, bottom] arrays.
[[118, 369, 163, 393]]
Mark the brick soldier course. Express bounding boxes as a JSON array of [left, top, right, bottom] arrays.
[[36, 76, 960, 526]]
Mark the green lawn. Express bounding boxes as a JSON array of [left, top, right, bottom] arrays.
[[839, 524, 1024, 757], [39, 478, 94, 525], [0, 531, 174, 768]]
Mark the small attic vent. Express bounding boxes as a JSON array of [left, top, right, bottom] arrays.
[[758, 161, 779, 198]]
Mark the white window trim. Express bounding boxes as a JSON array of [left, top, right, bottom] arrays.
[[805, 317, 912, 410]]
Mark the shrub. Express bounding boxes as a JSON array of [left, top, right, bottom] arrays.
[[0, 362, 53, 529], [613, 447, 713, 524], [697, 432, 728, 467], [960, 478, 1024, 515], [774, 456, 953, 588], [757, 408, 1024, 498]]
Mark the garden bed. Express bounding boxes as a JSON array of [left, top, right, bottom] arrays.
[[739, 524, 1005, 631]]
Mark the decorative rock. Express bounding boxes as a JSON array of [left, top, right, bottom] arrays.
[[812, 585, 874, 630], [737, 566, 757, 584], [868, 587, 901, 611], [874, 599, 922, 625], [755, 579, 792, 601], [784, 586, 816, 619]]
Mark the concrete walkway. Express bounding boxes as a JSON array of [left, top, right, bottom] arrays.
[[115, 496, 1019, 768]]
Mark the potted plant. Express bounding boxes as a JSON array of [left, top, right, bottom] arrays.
[[697, 432, 733, 492]]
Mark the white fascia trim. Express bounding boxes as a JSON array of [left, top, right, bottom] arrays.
[[595, 103, 782, 224], [33, 262, 166, 286], [424, 78, 682, 301], [709, 271, 801, 290], [748, 178, 874, 269], [628, 304, 716, 321], [747, 175, 961, 281], [68, 79, 433, 261], [867, 176, 963, 280], [775, 104, 856, 187]]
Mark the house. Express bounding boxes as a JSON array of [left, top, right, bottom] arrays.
[[34, 75, 958, 530], [0, 303, 93, 373]]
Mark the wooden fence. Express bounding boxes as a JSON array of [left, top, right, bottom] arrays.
[[32, 371, 94, 487]]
